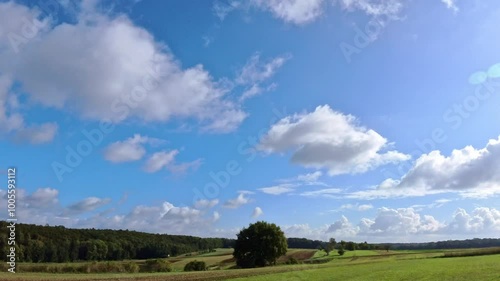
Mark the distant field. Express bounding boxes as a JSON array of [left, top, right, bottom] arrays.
[[229, 254, 500, 281], [3, 248, 500, 281]]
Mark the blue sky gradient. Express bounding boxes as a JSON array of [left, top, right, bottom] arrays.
[[1, 0, 500, 242]]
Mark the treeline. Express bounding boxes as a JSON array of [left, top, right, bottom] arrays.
[[383, 238, 500, 250], [290, 237, 500, 252], [0, 222, 234, 263], [288, 237, 377, 251], [286, 238, 324, 249]]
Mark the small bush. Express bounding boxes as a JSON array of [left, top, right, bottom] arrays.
[[142, 259, 172, 272], [285, 257, 301, 265], [184, 260, 207, 271], [338, 249, 345, 256], [123, 262, 140, 273]]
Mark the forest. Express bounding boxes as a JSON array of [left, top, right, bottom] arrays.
[[2, 222, 499, 263]]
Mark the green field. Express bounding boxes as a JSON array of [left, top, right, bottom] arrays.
[[2, 248, 500, 281]]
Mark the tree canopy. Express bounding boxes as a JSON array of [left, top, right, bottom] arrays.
[[233, 221, 288, 268]]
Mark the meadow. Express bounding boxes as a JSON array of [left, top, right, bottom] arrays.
[[2, 247, 499, 281]]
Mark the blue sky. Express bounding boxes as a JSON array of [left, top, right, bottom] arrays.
[[1, 0, 500, 242]]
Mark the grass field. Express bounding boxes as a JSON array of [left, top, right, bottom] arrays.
[[2, 248, 499, 281]]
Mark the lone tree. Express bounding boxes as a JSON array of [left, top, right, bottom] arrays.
[[233, 221, 288, 268], [323, 238, 336, 256]]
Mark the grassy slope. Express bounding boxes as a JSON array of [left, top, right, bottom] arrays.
[[229, 254, 500, 281], [3, 249, 500, 281]]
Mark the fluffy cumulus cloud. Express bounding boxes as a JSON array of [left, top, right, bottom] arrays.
[[223, 192, 252, 208], [1, 188, 499, 240], [104, 134, 157, 163], [259, 105, 409, 176], [194, 199, 219, 209], [0, 1, 252, 136], [363, 207, 442, 235], [143, 150, 179, 173], [283, 207, 499, 242], [103, 134, 201, 174], [447, 208, 500, 234], [441, 0, 458, 12], [0, 187, 222, 237], [0, 73, 57, 143], [349, 136, 500, 199], [296, 171, 323, 183], [252, 207, 264, 218], [283, 215, 358, 240]]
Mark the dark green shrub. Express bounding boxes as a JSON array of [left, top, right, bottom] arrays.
[[285, 257, 301, 264], [184, 260, 207, 271], [123, 262, 140, 273], [142, 259, 172, 272]]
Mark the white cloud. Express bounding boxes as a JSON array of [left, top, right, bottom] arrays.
[[2, 189, 499, 241], [365, 207, 442, 235], [213, 211, 221, 222], [14, 122, 58, 144], [441, 0, 458, 12], [65, 197, 112, 214], [194, 199, 219, 209], [0, 188, 217, 237], [259, 183, 296, 195], [259, 105, 410, 176], [349, 136, 500, 199], [166, 158, 203, 174], [250, 0, 325, 25], [296, 171, 323, 182], [340, 203, 373, 211], [213, 0, 241, 21], [236, 53, 289, 101], [283, 216, 358, 240], [236, 53, 289, 85], [239, 190, 256, 195], [326, 215, 359, 237], [104, 134, 152, 163], [447, 208, 500, 234], [214, 0, 409, 25], [300, 188, 342, 198], [252, 207, 264, 218], [260, 171, 326, 196], [0, 74, 58, 144], [0, 2, 248, 134], [143, 150, 179, 173], [223, 193, 251, 208], [20, 187, 59, 208], [336, 0, 407, 18]]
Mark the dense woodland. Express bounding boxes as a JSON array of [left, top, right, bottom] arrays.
[[2, 222, 499, 262], [0, 222, 233, 263]]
